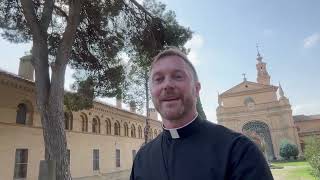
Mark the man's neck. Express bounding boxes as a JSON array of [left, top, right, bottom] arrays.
[[162, 112, 198, 129]]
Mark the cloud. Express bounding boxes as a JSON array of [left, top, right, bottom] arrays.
[[136, 0, 144, 4], [203, 107, 217, 123], [118, 52, 130, 64], [292, 103, 320, 115], [64, 66, 76, 91], [263, 29, 274, 37], [185, 34, 204, 65], [303, 33, 320, 48]]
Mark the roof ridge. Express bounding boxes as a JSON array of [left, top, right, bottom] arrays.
[[221, 81, 277, 96]]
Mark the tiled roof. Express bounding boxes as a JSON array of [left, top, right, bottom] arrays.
[[0, 68, 34, 83], [293, 114, 320, 122]]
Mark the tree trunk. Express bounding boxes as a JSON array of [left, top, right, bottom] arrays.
[[47, 63, 71, 180], [144, 70, 150, 144], [32, 43, 71, 180], [21, 0, 81, 179], [41, 97, 71, 180]]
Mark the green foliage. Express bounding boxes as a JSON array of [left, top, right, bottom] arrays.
[[64, 77, 94, 111], [0, 0, 157, 100], [304, 137, 320, 178], [129, 0, 192, 61], [280, 139, 299, 160], [121, 62, 147, 113], [123, 0, 192, 113]]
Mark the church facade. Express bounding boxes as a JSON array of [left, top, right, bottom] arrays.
[[0, 56, 162, 180], [216, 52, 301, 160]]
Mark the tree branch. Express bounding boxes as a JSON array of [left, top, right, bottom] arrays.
[[53, 4, 69, 20], [126, 0, 167, 26], [20, 0, 43, 42], [40, 0, 54, 31], [55, 0, 81, 66], [129, 0, 154, 18]]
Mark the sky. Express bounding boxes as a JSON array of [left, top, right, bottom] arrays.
[[1, 0, 320, 122]]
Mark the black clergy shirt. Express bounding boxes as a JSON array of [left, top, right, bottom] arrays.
[[130, 116, 274, 180]]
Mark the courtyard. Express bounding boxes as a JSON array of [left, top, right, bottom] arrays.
[[271, 161, 318, 180]]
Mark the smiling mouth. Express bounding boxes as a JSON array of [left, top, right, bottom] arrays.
[[162, 98, 180, 102]]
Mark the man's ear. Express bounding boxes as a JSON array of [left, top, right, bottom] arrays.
[[195, 82, 201, 97]]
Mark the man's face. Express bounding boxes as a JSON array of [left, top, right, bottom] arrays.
[[150, 55, 200, 121]]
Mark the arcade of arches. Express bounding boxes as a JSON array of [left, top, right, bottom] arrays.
[[0, 56, 162, 180]]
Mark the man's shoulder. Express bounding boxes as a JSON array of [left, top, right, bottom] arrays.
[[136, 134, 162, 157], [200, 120, 257, 147], [202, 120, 243, 139]]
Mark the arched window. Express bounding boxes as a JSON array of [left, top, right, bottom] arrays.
[[16, 103, 27, 124], [92, 117, 100, 133], [64, 112, 73, 130], [131, 125, 136, 138], [16, 101, 33, 125], [124, 122, 129, 137], [149, 128, 153, 139], [81, 113, 88, 132], [138, 126, 142, 139], [154, 129, 158, 137], [105, 118, 111, 135], [114, 121, 120, 136]]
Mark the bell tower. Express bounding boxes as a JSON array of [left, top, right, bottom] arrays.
[[256, 47, 270, 85], [18, 55, 34, 81]]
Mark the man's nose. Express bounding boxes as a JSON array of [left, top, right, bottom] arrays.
[[163, 78, 175, 90]]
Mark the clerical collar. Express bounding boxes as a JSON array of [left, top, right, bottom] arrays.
[[162, 114, 202, 139]]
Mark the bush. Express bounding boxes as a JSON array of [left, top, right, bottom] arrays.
[[304, 137, 320, 179], [279, 139, 299, 160]]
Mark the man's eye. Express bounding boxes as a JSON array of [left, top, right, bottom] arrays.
[[174, 74, 184, 80], [153, 77, 163, 83]]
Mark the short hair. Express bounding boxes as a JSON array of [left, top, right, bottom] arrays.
[[151, 48, 199, 82]]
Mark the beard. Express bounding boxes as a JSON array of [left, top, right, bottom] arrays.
[[153, 89, 195, 121]]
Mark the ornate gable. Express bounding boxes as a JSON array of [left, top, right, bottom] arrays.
[[221, 81, 277, 97]]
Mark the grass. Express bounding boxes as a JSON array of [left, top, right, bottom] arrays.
[[272, 161, 310, 167], [271, 161, 318, 180]]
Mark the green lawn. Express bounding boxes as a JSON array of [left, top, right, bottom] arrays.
[[271, 161, 318, 180]]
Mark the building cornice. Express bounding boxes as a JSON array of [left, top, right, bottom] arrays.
[[298, 131, 320, 137], [92, 102, 161, 126], [1, 69, 161, 126], [217, 105, 292, 120], [0, 122, 151, 139], [0, 74, 35, 93]]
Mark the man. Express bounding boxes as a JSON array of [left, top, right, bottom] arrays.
[[130, 48, 274, 180]]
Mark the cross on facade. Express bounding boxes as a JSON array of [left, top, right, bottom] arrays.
[[256, 43, 261, 56], [242, 73, 247, 81]]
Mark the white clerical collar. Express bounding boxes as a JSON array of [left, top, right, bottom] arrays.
[[162, 113, 199, 139]]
